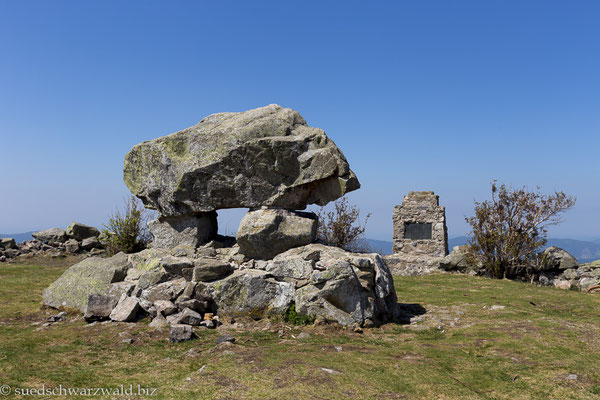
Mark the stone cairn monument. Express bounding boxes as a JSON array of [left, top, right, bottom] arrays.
[[384, 191, 448, 276], [43, 105, 400, 338]]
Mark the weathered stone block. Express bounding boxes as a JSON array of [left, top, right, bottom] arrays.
[[170, 324, 194, 342], [148, 213, 218, 248], [236, 208, 317, 259], [123, 104, 360, 216]]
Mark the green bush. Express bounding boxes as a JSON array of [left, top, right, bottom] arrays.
[[282, 303, 315, 325], [101, 196, 151, 255]]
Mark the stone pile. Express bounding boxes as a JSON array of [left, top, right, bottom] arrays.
[[43, 105, 400, 339], [43, 242, 398, 329], [439, 245, 600, 291], [0, 222, 105, 262]]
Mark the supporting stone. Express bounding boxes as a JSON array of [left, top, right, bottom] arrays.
[[236, 208, 318, 260], [148, 212, 218, 248]]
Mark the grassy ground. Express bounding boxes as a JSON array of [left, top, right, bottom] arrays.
[[1, 256, 600, 399]]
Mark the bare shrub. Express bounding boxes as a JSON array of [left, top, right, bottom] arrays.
[[466, 181, 575, 279], [316, 196, 372, 253]]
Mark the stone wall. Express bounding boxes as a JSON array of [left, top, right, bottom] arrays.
[[385, 192, 448, 275]]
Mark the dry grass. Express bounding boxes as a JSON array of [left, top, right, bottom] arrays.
[[0, 257, 599, 399]]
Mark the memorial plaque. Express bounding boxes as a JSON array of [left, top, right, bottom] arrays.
[[404, 222, 432, 240]]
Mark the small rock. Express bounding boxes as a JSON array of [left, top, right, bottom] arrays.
[[184, 348, 201, 358], [554, 280, 572, 290], [297, 332, 310, 340], [64, 239, 80, 253], [81, 236, 101, 251], [321, 368, 341, 374], [362, 318, 375, 328], [334, 346, 342, 352], [176, 299, 207, 313], [109, 296, 140, 322], [176, 308, 203, 326], [66, 222, 100, 241], [42, 322, 51, 327], [47, 311, 67, 322], [199, 319, 215, 329], [490, 305, 505, 310], [84, 294, 119, 321], [170, 324, 194, 343], [122, 338, 134, 344], [216, 334, 235, 345], [154, 300, 178, 316], [149, 315, 169, 329], [565, 374, 578, 381]]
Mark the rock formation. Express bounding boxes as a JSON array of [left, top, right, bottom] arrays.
[[124, 104, 359, 216], [43, 242, 399, 327], [438, 244, 600, 291], [42, 104, 400, 332], [0, 222, 106, 262], [124, 104, 359, 249]]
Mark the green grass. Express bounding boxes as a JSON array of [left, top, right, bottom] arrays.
[[1, 256, 599, 399]]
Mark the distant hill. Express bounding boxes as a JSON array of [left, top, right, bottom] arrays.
[[0, 232, 35, 244], [366, 239, 393, 255], [447, 236, 600, 263], [369, 236, 600, 263]]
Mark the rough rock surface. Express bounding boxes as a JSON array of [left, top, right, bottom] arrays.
[[43, 243, 398, 327], [66, 222, 100, 241], [236, 208, 318, 259], [170, 324, 193, 342], [123, 104, 360, 216], [43, 253, 129, 311], [203, 269, 295, 319], [84, 294, 119, 321], [148, 213, 218, 248], [191, 258, 233, 282], [0, 238, 16, 249], [81, 237, 101, 251], [109, 296, 140, 322], [539, 246, 579, 271], [199, 244, 398, 325], [439, 245, 482, 275], [33, 228, 68, 244]]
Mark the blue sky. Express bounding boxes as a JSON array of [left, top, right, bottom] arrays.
[[1, 1, 598, 240]]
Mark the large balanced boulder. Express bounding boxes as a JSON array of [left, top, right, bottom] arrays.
[[236, 208, 318, 259], [123, 104, 360, 217], [66, 222, 100, 241], [43, 253, 129, 311]]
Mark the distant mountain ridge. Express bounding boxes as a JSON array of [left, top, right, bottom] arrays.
[[0, 232, 35, 244], [367, 237, 600, 263], [2, 232, 598, 263]]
